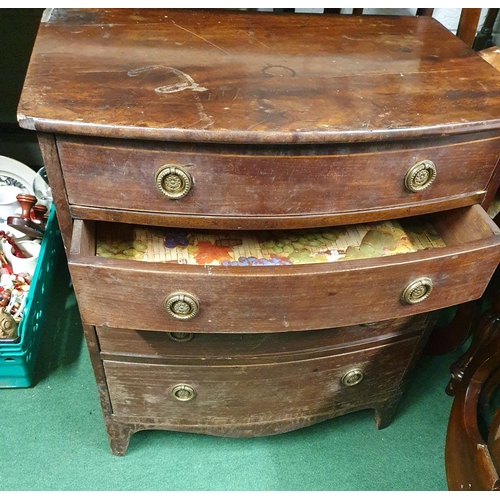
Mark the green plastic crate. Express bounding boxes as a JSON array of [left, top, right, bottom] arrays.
[[0, 205, 63, 387]]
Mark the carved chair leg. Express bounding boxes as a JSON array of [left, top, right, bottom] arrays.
[[446, 292, 500, 396]]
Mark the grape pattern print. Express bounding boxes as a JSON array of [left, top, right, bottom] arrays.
[[96, 220, 446, 267]]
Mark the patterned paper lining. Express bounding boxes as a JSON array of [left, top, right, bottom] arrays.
[[95, 219, 446, 266], [487, 190, 500, 220]]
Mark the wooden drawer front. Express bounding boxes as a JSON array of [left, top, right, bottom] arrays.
[[57, 135, 500, 219], [96, 314, 429, 359], [69, 206, 500, 333], [103, 335, 419, 425]]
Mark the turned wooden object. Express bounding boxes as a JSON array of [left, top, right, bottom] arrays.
[[7, 194, 45, 238], [17, 194, 37, 220], [32, 204, 47, 227], [446, 284, 500, 396], [445, 297, 500, 490]]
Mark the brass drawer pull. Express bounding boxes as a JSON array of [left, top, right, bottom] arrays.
[[164, 292, 200, 320], [341, 369, 364, 387], [404, 160, 436, 192], [402, 277, 433, 304], [167, 332, 195, 342], [155, 164, 192, 199], [171, 384, 196, 402]]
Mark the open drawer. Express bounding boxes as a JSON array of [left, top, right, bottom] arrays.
[[68, 205, 500, 333]]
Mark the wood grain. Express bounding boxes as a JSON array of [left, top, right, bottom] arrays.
[[96, 314, 430, 359], [56, 134, 500, 221], [69, 195, 487, 231], [446, 352, 500, 490], [103, 335, 420, 435], [68, 207, 500, 333], [36, 133, 73, 254], [19, 9, 500, 455], [18, 9, 500, 143]]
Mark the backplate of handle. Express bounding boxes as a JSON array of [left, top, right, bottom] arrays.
[[402, 277, 433, 304], [164, 292, 200, 320], [155, 164, 193, 199], [171, 384, 196, 402], [404, 160, 436, 192]]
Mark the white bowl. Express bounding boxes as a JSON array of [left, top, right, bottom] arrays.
[[0, 186, 22, 220]]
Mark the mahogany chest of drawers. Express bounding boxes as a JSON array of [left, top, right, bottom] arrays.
[[19, 9, 500, 455]]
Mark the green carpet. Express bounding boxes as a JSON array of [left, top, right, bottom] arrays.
[[0, 251, 460, 491]]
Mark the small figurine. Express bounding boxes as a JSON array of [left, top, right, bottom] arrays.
[[0, 307, 18, 340], [0, 289, 11, 308]]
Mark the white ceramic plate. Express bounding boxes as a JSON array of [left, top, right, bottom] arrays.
[[0, 155, 36, 195]]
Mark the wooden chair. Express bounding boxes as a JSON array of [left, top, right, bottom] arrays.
[[445, 286, 500, 490], [426, 37, 500, 361], [443, 37, 500, 490], [255, 8, 484, 48]]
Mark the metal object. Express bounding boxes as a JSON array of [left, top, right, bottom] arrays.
[[155, 164, 192, 199], [404, 160, 437, 192], [171, 384, 196, 402], [402, 277, 434, 304], [0, 308, 18, 341], [167, 332, 195, 342], [164, 292, 200, 320], [341, 369, 364, 387]]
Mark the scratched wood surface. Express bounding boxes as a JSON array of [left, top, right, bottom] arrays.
[[446, 350, 500, 490], [19, 8, 500, 455], [102, 335, 419, 431], [56, 133, 500, 222], [96, 315, 429, 359], [17, 8, 500, 143]]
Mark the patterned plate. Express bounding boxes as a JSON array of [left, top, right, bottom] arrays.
[[0, 155, 36, 195]]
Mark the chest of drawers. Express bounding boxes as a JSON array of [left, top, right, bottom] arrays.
[[19, 9, 500, 455]]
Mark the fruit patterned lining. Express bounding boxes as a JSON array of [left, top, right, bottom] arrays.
[[487, 190, 500, 220], [96, 220, 446, 266]]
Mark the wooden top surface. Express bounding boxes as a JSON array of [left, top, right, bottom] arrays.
[[17, 8, 500, 144]]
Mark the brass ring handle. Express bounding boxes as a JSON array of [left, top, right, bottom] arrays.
[[402, 277, 433, 304], [164, 292, 200, 320], [404, 160, 437, 192], [167, 332, 195, 342], [171, 384, 196, 402], [155, 164, 192, 199], [341, 369, 364, 387]]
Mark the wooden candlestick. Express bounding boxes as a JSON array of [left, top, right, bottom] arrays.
[[32, 204, 48, 227], [17, 194, 37, 219], [7, 194, 45, 238]]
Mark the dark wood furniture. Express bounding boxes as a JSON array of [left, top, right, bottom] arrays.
[[18, 9, 500, 455], [445, 44, 500, 490], [445, 283, 500, 490]]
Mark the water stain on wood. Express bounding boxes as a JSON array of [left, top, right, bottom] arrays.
[[262, 64, 296, 78], [127, 65, 208, 94]]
